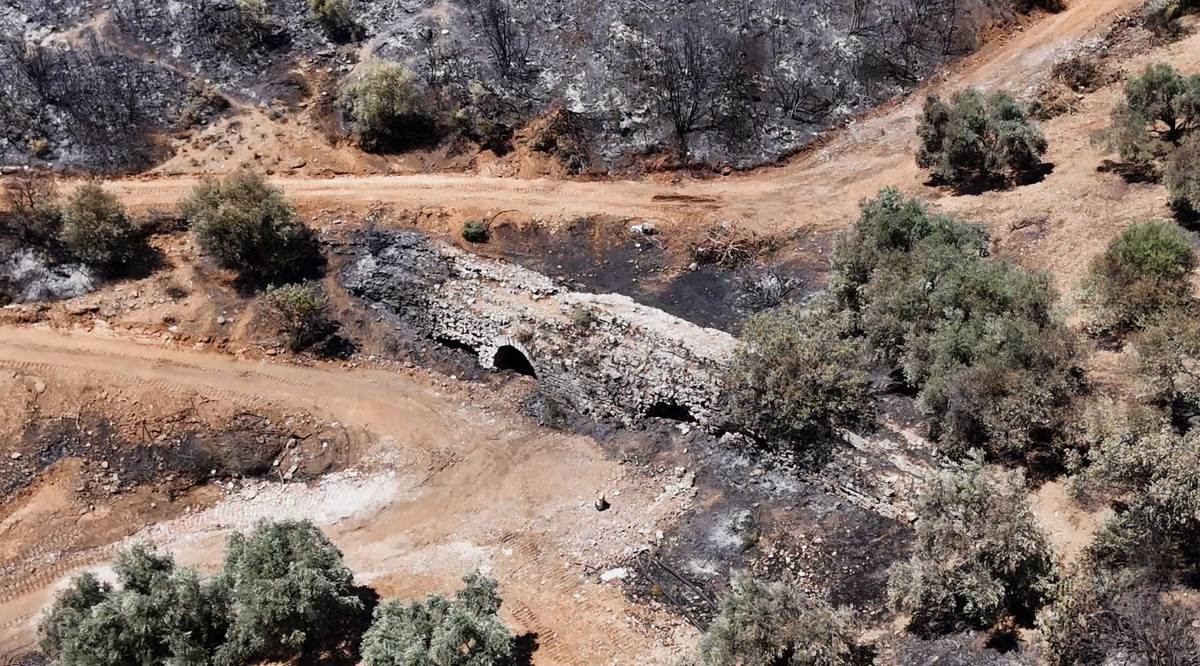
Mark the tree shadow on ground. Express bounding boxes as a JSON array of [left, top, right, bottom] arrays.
[[1097, 159, 1159, 184], [924, 162, 1055, 196], [514, 632, 540, 665]]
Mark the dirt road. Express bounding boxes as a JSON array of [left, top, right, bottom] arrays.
[[0, 0, 1179, 660], [104, 0, 1140, 242], [0, 325, 692, 663]]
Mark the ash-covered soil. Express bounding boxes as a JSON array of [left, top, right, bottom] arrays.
[[0, 0, 1043, 173]]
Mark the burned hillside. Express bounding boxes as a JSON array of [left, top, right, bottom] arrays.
[[0, 0, 1058, 172]]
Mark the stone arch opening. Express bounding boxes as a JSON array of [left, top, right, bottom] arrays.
[[493, 345, 536, 378], [645, 401, 696, 423]]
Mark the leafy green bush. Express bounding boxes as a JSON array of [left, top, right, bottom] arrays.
[[309, 0, 359, 40], [1134, 309, 1200, 411], [1098, 63, 1200, 174], [183, 171, 320, 284], [213, 520, 365, 664], [264, 282, 336, 352], [1068, 401, 1200, 579], [832, 189, 1080, 462], [361, 571, 515, 666], [697, 575, 859, 666], [39, 545, 228, 665], [724, 301, 873, 459], [1165, 135, 1200, 215], [42, 521, 490, 666], [337, 61, 437, 151], [461, 219, 490, 243], [887, 455, 1057, 633], [916, 89, 1047, 189], [60, 183, 142, 270], [1084, 220, 1195, 334]]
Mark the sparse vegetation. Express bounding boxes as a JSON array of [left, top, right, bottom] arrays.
[[264, 282, 337, 352], [1084, 220, 1195, 335], [916, 89, 1047, 189], [60, 183, 141, 270], [360, 571, 516, 666], [887, 455, 1057, 633], [1, 168, 62, 247], [697, 574, 860, 666], [725, 301, 873, 460], [337, 61, 437, 151], [183, 171, 321, 284]]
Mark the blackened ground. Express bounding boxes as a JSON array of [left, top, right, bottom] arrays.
[[1, 409, 338, 504], [888, 633, 1035, 665], [482, 217, 834, 332], [579, 414, 914, 631]]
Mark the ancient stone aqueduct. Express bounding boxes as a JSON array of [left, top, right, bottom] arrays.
[[344, 230, 739, 429]]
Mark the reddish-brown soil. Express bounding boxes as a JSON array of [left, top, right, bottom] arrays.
[[2, 0, 1196, 662]]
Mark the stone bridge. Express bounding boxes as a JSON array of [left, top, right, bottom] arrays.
[[342, 230, 738, 428]]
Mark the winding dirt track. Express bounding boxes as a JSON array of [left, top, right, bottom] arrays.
[[0, 325, 689, 663], [0, 0, 1183, 662]]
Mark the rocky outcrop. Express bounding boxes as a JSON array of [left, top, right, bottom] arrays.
[[344, 230, 738, 428]]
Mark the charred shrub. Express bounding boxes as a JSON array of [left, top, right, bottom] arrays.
[[1, 169, 62, 249], [887, 455, 1057, 634], [0, 35, 184, 170], [337, 61, 440, 152], [60, 183, 143, 271], [917, 89, 1047, 190], [1015, 0, 1066, 11], [183, 171, 321, 284], [176, 80, 231, 129], [1084, 220, 1195, 335], [309, 0, 360, 42], [1142, 0, 1200, 39], [1051, 53, 1104, 93], [1039, 568, 1200, 666], [528, 107, 590, 173]]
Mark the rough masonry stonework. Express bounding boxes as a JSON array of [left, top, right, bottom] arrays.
[[342, 230, 739, 428]]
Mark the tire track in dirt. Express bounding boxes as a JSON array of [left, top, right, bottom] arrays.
[[0, 358, 274, 412], [496, 531, 648, 665]]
